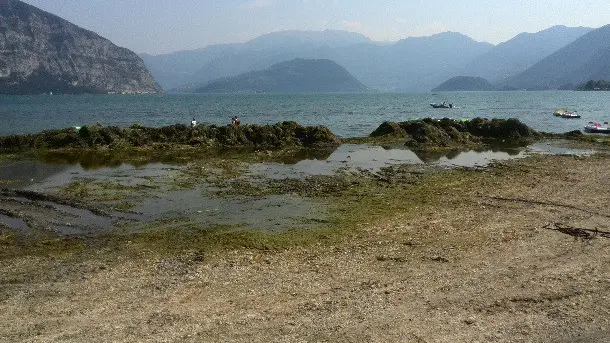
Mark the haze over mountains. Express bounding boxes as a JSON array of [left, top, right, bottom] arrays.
[[140, 30, 374, 92], [142, 30, 493, 92], [1, 0, 607, 95], [459, 25, 593, 82], [502, 24, 610, 90], [142, 25, 608, 93], [432, 77, 496, 92]]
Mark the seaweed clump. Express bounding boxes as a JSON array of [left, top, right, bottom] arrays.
[[0, 121, 340, 152], [370, 117, 540, 149]]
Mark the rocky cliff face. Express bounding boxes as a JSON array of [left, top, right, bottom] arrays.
[[0, 0, 161, 94]]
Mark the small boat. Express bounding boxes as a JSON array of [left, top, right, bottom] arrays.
[[584, 121, 610, 134], [554, 109, 580, 118], [430, 102, 453, 108], [553, 109, 580, 118]]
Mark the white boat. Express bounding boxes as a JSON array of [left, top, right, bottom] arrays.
[[584, 122, 610, 134]]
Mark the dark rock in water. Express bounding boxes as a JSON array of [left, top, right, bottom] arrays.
[[370, 117, 540, 149], [0, 0, 161, 95], [0, 122, 340, 151]]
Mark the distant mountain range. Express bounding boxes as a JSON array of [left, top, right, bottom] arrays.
[[141, 30, 373, 91], [459, 25, 593, 82], [142, 25, 606, 93], [4, 0, 603, 95], [361, 32, 493, 92], [197, 58, 368, 93], [428, 25, 610, 91], [501, 24, 610, 90], [0, 0, 161, 95], [142, 30, 493, 93]]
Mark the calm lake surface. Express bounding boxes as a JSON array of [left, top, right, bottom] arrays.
[[2, 91, 610, 137]]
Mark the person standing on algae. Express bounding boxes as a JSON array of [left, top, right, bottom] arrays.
[[231, 116, 240, 127]]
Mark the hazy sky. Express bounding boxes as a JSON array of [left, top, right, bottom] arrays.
[[22, 0, 609, 55]]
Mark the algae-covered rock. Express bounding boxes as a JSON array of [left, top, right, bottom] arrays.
[[370, 117, 540, 149], [0, 122, 340, 152], [465, 117, 536, 140], [369, 121, 407, 137], [563, 130, 583, 138]]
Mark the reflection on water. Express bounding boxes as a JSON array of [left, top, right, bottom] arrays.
[[0, 142, 595, 234], [251, 144, 529, 178], [37, 147, 338, 170], [413, 146, 523, 164], [39, 150, 197, 170], [0, 160, 74, 189], [253, 144, 418, 178], [433, 149, 525, 168], [0, 142, 593, 190], [527, 140, 596, 156]]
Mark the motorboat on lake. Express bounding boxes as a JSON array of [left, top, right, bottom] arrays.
[[430, 102, 453, 108], [584, 121, 610, 134], [554, 109, 580, 118]]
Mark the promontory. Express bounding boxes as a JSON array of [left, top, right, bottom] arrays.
[[0, 0, 161, 95], [197, 58, 369, 93]]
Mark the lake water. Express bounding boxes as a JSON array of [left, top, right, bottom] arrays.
[[2, 91, 610, 137], [2, 91, 604, 234]]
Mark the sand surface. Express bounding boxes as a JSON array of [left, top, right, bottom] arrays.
[[1, 153, 610, 342]]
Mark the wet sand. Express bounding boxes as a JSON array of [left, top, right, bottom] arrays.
[[1, 145, 610, 342]]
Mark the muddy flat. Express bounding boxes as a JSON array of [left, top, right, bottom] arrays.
[[1, 150, 610, 342]]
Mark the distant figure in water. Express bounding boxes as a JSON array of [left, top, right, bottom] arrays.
[[231, 116, 240, 127], [191, 118, 197, 127]]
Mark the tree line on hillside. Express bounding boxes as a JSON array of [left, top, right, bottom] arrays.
[[575, 80, 610, 91]]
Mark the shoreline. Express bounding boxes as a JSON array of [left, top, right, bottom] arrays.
[[0, 117, 571, 152], [1, 122, 610, 341], [1, 153, 609, 342]]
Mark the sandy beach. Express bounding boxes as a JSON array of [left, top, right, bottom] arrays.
[[2, 144, 610, 342]]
